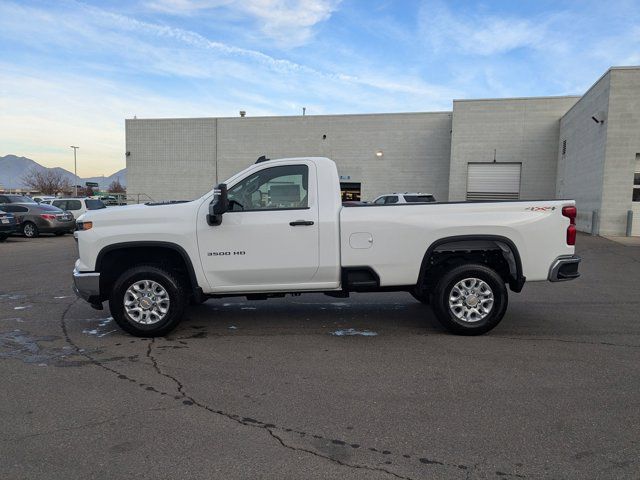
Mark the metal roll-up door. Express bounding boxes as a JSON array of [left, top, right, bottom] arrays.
[[466, 163, 521, 201]]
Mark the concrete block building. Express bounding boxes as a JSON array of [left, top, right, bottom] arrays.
[[126, 66, 640, 236]]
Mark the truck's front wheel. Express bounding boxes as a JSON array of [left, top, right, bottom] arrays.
[[109, 265, 187, 337], [431, 263, 508, 335]]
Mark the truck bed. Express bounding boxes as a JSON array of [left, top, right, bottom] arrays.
[[340, 200, 575, 286]]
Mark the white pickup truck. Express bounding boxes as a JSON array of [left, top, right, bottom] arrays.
[[73, 157, 580, 337]]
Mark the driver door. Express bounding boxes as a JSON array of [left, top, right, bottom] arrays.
[[197, 162, 320, 292]]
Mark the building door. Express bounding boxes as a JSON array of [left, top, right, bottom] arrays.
[[632, 154, 640, 236], [466, 163, 522, 201], [340, 182, 361, 202]]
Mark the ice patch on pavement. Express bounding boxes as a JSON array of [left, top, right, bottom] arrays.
[[54, 296, 72, 299], [228, 325, 238, 330], [14, 306, 31, 310], [331, 328, 378, 337], [0, 329, 66, 365], [82, 317, 115, 337], [0, 294, 27, 301]]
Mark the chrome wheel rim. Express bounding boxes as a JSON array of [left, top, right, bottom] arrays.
[[123, 280, 170, 325], [24, 224, 35, 237], [448, 278, 494, 323]]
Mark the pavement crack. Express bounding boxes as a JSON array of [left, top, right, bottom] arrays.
[[60, 303, 469, 479], [265, 427, 416, 480], [147, 338, 185, 396]]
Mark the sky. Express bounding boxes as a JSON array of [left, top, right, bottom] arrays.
[[1, 0, 639, 176]]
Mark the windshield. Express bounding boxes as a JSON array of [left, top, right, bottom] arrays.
[[86, 199, 106, 210]]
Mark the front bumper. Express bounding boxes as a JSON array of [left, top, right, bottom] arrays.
[[548, 255, 581, 282], [72, 267, 103, 309]]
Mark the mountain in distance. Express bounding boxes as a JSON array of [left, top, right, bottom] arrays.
[[0, 154, 126, 190]]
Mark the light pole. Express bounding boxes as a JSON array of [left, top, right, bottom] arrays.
[[70, 146, 79, 197]]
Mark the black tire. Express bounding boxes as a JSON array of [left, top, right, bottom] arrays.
[[0, 234, 7, 242], [431, 263, 508, 336], [109, 265, 188, 337], [22, 222, 39, 238], [410, 288, 429, 304]]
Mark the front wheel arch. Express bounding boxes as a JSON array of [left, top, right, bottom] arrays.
[[109, 264, 188, 337]]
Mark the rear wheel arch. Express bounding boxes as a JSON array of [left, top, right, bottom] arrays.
[[417, 235, 524, 294]]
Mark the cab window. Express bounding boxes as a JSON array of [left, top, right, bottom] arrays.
[[227, 165, 309, 211], [384, 195, 399, 204], [374, 197, 386, 205], [66, 200, 82, 210], [52, 200, 66, 210]]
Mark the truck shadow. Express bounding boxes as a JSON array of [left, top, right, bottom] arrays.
[[175, 293, 448, 337]]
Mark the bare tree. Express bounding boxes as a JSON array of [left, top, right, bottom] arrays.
[[108, 179, 125, 193], [77, 186, 94, 197], [21, 168, 71, 195]]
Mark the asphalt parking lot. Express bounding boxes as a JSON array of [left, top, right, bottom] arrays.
[[1, 233, 639, 479]]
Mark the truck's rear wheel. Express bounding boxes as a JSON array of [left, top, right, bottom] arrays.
[[431, 263, 507, 335], [109, 265, 187, 337]]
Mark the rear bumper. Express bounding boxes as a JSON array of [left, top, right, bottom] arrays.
[[72, 267, 102, 308], [548, 255, 581, 282], [40, 220, 76, 233]]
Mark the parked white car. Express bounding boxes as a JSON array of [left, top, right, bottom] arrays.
[[73, 157, 580, 337], [373, 193, 436, 204], [32, 195, 57, 203], [42, 197, 106, 219]]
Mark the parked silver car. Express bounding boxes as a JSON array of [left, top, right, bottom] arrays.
[[0, 203, 75, 238]]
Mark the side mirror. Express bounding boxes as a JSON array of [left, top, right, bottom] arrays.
[[207, 183, 229, 226]]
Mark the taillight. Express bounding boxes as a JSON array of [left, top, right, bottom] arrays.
[[562, 206, 577, 246], [40, 214, 56, 221]]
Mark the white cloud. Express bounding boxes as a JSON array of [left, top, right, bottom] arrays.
[[419, 1, 553, 56], [0, 1, 461, 175], [146, 0, 342, 47]]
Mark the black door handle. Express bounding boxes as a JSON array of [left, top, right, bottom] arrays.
[[289, 220, 314, 226]]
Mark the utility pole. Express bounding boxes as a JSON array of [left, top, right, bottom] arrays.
[[70, 146, 79, 196]]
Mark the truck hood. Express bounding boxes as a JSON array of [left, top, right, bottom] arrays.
[[78, 200, 198, 224]]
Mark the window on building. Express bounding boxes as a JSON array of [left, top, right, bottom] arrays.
[[227, 165, 308, 211], [633, 154, 640, 202]]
